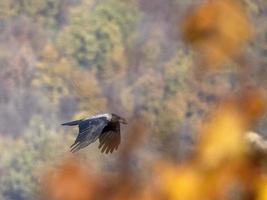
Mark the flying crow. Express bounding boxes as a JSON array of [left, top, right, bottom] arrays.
[[62, 113, 127, 153]]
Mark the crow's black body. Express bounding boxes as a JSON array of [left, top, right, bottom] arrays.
[[62, 113, 127, 153]]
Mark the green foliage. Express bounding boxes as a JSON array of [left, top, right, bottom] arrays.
[[32, 43, 74, 104], [0, 116, 72, 200], [58, 0, 140, 72], [0, 0, 70, 29], [163, 50, 192, 97]]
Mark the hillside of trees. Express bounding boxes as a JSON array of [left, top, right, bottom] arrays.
[[1, 0, 267, 199]]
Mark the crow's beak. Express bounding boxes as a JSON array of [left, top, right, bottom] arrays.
[[120, 118, 127, 124]]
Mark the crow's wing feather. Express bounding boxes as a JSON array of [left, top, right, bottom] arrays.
[[70, 117, 108, 151], [98, 121, 121, 154]]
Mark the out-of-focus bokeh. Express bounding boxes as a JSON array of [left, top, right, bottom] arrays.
[[1, 0, 267, 199], [182, 0, 252, 67]]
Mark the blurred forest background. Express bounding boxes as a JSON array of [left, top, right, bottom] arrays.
[[1, 0, 267, 200]]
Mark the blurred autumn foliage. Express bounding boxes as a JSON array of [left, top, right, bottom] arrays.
[[1, 0, 267, 200], [182, 0, 252, 66]]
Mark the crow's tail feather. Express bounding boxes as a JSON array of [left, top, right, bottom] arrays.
[[70, 142, 81, 153], [70, 141, 79, 148], [61, 119, 81, 126]]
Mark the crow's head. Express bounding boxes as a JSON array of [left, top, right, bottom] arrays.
[[111, 113, 127, 124]]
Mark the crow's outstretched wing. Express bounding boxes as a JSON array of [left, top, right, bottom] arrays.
[[70, 117, 108, 153], [98, 122, 121, 154]]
